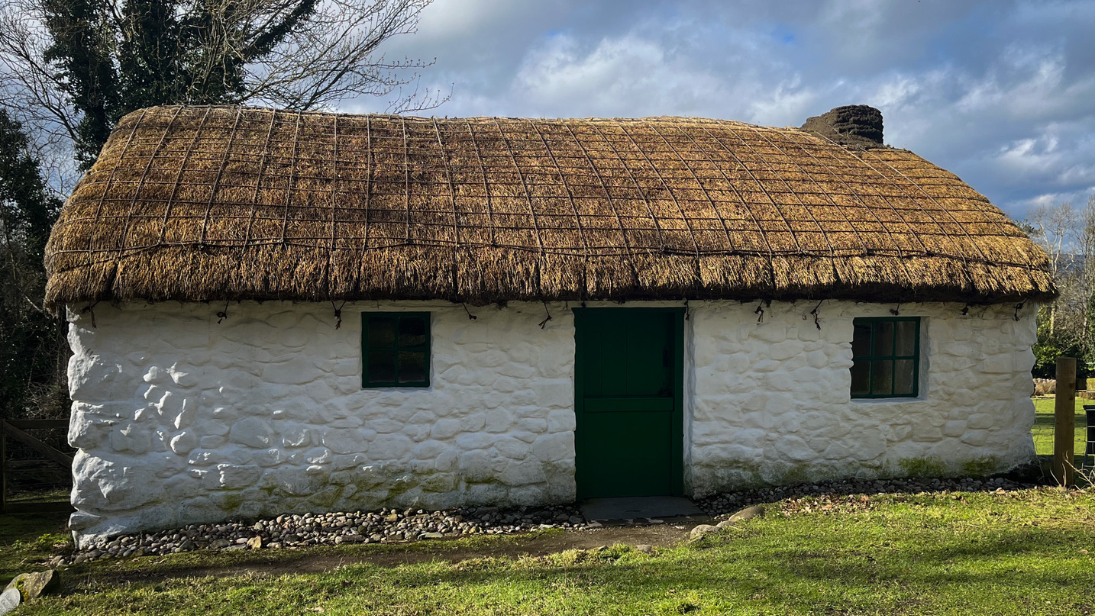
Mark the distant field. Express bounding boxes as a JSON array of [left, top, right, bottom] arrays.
[[1032, 397, 1090, 463]]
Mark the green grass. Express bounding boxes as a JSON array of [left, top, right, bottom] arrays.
[[0, 497, 70, 585], [4, 489, 1094, 615], [1032, 397, 1089, 458]]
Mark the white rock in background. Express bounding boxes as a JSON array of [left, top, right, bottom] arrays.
[[0, 588, 20, 614]]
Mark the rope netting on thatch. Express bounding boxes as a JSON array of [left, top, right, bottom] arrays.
[[44, 105, 1054, 308]]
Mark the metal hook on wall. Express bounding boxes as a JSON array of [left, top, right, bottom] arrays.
[[332, 300, 347, 329], [81, 301, 99, 328], [810, 300, 823, 330], [216, 300, 230, 324], [538, 302, 553, 329]]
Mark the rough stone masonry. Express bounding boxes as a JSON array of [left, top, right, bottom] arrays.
[[65, 299, 1038, 548]]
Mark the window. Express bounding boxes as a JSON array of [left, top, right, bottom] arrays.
[[361, 313, 430, 388], [850, 317, 920, 398]]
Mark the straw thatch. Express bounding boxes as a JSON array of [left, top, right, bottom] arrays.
[[44, 105, 1054, 309]]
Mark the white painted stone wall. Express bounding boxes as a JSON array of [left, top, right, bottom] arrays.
[[66, 301, 577, 547], [686, 301, 1038, 496], [65, 299, 1038, 546]]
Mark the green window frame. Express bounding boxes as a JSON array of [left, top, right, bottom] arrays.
[[361, 312, 430, 388], [850, 317, 921, 398]]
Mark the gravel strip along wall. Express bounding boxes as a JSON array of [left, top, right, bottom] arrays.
[[59, 475, 1037, 564], [61, 503, 589, 564], [65, 300, 1038, 548]]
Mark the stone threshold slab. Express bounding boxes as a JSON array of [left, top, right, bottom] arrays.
[[579, 496, 704, 522]]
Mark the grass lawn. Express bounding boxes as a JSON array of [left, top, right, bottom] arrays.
[[0, 496, 69, 586], [2, 488, 1094, 615], [1032, 397, 1089, 460]]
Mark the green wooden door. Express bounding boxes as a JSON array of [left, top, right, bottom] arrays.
[[573, 308, 684, 499]]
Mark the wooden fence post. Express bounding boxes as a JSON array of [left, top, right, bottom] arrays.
[[1054, 357, 1077, 486]]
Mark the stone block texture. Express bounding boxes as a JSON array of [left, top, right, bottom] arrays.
[[686, 301, 1037, 495], [66, 301, 577, 547], [65, 300, 1037, 546]]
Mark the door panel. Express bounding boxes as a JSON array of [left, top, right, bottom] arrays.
[[574, 308, 684, 499], [581, 412, 672, 498]]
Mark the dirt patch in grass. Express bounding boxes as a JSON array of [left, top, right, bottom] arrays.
[[90, 516, 713, 584]]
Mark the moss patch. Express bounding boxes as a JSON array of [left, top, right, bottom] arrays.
[[898, 457, 948, 478], [962, 456, 1000, 477]]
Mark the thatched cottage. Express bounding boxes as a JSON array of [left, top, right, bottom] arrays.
[[46, 105, 1054, 546]]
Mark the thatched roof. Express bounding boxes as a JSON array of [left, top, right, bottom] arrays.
[[45, 105, 1054, 309]]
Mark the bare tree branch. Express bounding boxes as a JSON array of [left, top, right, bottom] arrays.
[[0, 0, 443, 174]]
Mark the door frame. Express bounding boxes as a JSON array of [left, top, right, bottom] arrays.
[[572, 307, 685, 500]]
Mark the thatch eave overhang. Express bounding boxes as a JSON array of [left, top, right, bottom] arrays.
[[44, 105, 1057, 311]]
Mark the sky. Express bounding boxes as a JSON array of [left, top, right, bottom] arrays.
[[345, 0, 1095, 222]]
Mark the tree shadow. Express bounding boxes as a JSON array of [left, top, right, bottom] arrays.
[[323, 525, 1094, 613]]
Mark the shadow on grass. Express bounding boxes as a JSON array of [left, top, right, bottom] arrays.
[[372, 526, 1092, 613], [0, 510, 71, 584], [71, 530, 578, 584], [23, 499, 1095, 615]]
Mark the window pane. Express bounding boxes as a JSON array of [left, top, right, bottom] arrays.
[[399, 317, 427, 347], [873, 322, 894, 356], [850, 359, 871, 395], [368, 317, 396, 348], [895, 359, 916, 395], [895, 321, 917, 356], [852, 322, 872, 358], [368, 351, 396, 383], [872, 359, 893, 395], [398, 351, 426, 383]]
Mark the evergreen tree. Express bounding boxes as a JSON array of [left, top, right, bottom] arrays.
[[0, 109, 65, 417], [41, 0, 119, 169]]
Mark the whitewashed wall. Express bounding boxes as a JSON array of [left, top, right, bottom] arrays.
[[686, 301, 1038, 495], [65, 299, 1037, 546], [65, 301, 577, 547]]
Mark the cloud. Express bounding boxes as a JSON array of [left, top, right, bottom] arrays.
[[510, 33, 728, 118]]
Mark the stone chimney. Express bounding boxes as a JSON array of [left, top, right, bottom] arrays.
[[800, 105, 884, 148]]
